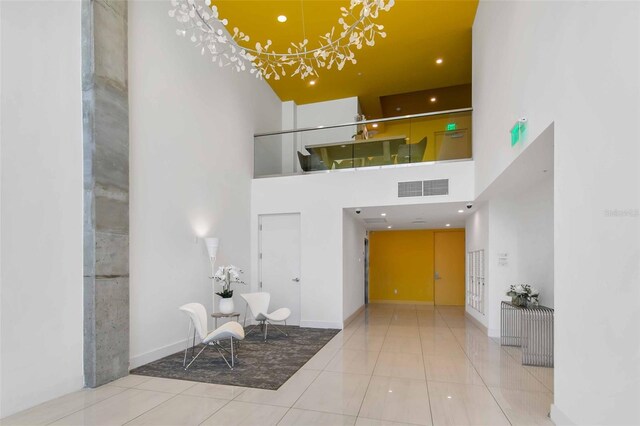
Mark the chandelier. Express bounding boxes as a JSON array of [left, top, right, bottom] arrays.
[[169, 0, 394, 80]]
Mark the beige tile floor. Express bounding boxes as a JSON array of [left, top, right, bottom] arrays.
[[1, 305, 554, 426]]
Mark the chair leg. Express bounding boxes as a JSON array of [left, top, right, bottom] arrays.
[[230, 337, 235, 367], [191, 329, 196, 358], [268, 321, 288, 337], [264, 322, 268, 341], [212, 341, 234, 370], [185, 344, 207, 370], [183, 321, 192, 367], [245, 322, 261, 337]]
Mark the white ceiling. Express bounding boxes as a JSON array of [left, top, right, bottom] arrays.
[[346, 202, 472, 231]]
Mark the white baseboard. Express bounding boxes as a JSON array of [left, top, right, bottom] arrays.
[[300, 320, 343, 329], [465, 311, 489, 335], [550, 404, 574, 425], [343, 305, 365, 328], [129, 339, 189, 370], [369, 300, 434, 305]]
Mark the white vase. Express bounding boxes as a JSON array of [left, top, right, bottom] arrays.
[[219, 298, 234, 314]]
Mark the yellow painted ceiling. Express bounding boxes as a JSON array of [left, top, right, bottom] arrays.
[[215, 0, 478, 118]]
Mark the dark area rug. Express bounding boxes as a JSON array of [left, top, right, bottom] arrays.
[[130, 326, 340, 390]]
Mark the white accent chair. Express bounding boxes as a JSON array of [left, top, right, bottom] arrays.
[[179, 303, 245, 370], [241, 292, 291, 341]]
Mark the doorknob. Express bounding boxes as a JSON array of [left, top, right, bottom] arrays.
[[434, 272, 441, 280], [292, 277, 300, 282]]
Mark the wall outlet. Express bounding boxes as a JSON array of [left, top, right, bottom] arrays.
[[394, 289, 398, 294]]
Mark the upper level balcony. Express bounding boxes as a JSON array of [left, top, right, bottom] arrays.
[[254, 108, 472, 178]]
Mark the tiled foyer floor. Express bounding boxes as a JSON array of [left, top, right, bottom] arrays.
[[1, 305, 553, 426]]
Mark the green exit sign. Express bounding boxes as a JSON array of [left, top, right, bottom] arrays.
[[446, 123, 457, 131], [510, 119, 527, 146]]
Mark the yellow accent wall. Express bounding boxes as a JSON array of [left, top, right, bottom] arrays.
[[369, 230, 435, 302], [369, 229, 465, 303]]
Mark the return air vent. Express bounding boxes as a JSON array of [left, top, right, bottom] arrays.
[[397, 179, 449, 197], [423, 179, 449, 196], [363, 218, 387, 224], [398, 181, 423, 198]]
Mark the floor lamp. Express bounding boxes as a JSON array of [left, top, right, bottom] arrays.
[[204, 237, 219, 313]]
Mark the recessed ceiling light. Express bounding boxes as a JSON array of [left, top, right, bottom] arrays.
[[277, 15, 287, 23], [458, 209, 464, 213], [396, 107, 402, 111], [387, 225, 392, 229], [357, 72, 363, 76], [372, 123, 378, 128], [380, 213, 386, 217], [447, 395, 452, 399], [309, 80, 316, 86], [430, 97, 437, 103], [436, 58, 443, 64], [445, 223, 451, 227]]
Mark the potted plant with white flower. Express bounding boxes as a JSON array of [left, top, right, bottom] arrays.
[[506, 284, 540, 307], [213, 265, 245, 314]]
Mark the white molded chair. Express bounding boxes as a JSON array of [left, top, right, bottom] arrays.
[[179, 303, 245, 370], [241, 292, 291, 341]]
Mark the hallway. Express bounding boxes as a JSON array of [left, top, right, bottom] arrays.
[[2, 305, 553, 425]]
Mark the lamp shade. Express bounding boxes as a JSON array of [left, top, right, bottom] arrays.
[[204, 237, 219, 259]]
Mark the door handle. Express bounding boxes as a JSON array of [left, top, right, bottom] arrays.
[[292, 277, 300, 282], [434, 272, 441, 280]]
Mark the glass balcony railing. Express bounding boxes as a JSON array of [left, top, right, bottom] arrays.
[[254, 108, 472, 178]]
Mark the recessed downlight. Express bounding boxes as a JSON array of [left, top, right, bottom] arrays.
[[458, 209, 464, 213], [380, 213, 386, 217], [372, 123, 379, 128], [430, 97, 437, 103], [436, 58, 443, 64], [277, 15, 287, 23], [309, 80, 316, 86], [396, 107, 402, 112], [445, 223, 451, 227], [387, 225, 392, 229]]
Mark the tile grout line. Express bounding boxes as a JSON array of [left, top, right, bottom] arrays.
[[122, 393, 183, 425], [420, 307, 437, 426], [40, 385, 130, 426], [446, 307, 514, 426]]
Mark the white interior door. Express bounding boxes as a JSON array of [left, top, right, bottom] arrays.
[[259, 214, 301, 325]]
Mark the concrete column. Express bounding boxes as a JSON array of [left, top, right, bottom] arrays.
[[82, 0, 129, 387]]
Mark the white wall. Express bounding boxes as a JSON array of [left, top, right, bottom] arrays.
[[0, 0, 84, 416], [473, 1, 640, 424], [514, 175, 553, 308], [252, 161, 475, 328], [128, 0, 281, 368], [342, 211, 366, 322], [296, 97, 359, 149]]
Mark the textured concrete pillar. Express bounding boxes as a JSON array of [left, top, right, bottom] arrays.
[[82, 0, 129, 387]]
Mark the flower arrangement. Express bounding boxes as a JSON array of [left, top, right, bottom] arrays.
[[213, 265, 245, 299], [506, 284, 540, 307]]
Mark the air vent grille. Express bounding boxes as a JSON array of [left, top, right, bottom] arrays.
[[397, 179, 449, 197], [363, 218, 387, 224], [398, 181, 423, 198], [423, 179, 449, 196]]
